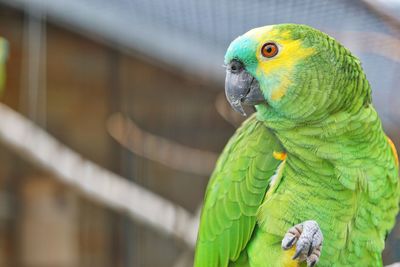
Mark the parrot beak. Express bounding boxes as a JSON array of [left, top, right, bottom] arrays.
[[225, 60, 265, 116]]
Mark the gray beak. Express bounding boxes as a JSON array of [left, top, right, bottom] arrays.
[[225, 60, 265, 116]]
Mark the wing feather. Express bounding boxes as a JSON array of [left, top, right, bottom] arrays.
[[194, 115, 283, 267]]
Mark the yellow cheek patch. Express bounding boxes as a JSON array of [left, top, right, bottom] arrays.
[[244, 26, 315, 101], [271, 76, 291, 101]]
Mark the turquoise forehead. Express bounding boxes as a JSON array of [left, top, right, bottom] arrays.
[[224, 35, 258, 66]]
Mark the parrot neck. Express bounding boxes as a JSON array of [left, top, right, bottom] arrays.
[[255, 103, 386, 170]]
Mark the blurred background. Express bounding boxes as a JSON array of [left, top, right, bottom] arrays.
[[0, 0, 399, 266]]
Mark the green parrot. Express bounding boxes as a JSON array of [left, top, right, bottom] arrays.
[[194, 24, 400, 267], [0, 37, 8, 93]]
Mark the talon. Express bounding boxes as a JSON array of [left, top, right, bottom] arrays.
[[282, 220, 323, 265], [307, 241, 313, 256], [282, 235, 297, 250], [292, 249, 302, 260], [286, 236, 296, 248], [307, 253, 320, 267]]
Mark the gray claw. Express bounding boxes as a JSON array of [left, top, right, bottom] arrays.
[[281, 225, 301, 250], [292, 249, 302, 260], [287, 236, 297, 248], [281, 220, 323, 266]]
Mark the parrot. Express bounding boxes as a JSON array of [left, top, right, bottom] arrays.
[[194, 24, 400, 267], [0, 37, 8, 93]]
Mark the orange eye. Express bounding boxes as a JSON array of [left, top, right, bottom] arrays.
[[261, 42, 278, 58]]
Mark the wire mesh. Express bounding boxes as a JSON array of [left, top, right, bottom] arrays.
[[1, 0, 400, 265]]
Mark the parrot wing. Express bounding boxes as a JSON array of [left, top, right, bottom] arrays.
[[194, 114, 284, 267]]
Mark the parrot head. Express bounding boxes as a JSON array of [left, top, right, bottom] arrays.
[[224, 24, 371, 121]]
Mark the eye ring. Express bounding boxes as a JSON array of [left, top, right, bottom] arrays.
[[261, 42, 279, 58]]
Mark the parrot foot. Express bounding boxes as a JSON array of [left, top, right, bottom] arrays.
[[281, 220, 323, 267]]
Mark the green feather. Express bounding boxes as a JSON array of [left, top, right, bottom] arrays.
[[195, 24, 399, 267], [194, 115, 283, 267]]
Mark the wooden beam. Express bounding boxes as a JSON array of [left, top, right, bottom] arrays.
[[106, 113, 218, 176], [0, 103, 198, 248]]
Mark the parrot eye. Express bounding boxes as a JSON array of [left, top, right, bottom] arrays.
[[261, 42, 279, 58]]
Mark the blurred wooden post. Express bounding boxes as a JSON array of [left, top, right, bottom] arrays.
[[0, 103, 197, 247], [0, 191, 11, 267], [18, 176, 79, 267]]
